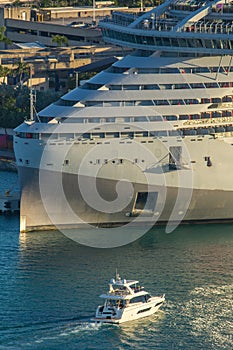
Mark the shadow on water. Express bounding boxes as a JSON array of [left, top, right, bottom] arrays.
[[17, 223, 233, 300]]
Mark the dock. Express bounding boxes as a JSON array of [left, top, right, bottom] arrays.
[[0, 192, 20, 214], [0, 148, 16, 172], [0, 147, 19, 214]]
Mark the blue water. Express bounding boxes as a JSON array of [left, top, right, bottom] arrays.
[[0, 171, 232, 349]]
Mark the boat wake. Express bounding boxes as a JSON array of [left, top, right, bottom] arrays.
[[58, 319, 102, 336], [0, 316, 103, 349]]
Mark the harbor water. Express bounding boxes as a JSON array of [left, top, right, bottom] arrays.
[[0, 171, 232, 350]]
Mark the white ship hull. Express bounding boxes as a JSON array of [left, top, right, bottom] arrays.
[[17, 151, 233, 233], [15, 122, 233, 232], [93, 296, 164, 324]]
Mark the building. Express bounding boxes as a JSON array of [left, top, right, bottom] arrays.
[[0, 6, 142, 47]]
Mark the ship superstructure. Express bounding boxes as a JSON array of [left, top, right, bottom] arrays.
[[14, 0, 233, 233]]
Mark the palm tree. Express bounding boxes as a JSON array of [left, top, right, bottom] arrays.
[[51, 34, 68, 47], [0, 65, 12, 84], [14, 60, 30, 87]]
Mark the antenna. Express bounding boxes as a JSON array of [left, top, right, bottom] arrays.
[[29, 65, 34, 121], [93, 0, 96, 25], [29, 65, 41, 122], [116, 268, 120, 281]]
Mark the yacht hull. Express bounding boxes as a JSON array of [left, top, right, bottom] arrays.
[[92, 298, 164, 324]]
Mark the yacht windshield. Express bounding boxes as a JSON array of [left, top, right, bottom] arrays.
[[111, 285, 127, 293]]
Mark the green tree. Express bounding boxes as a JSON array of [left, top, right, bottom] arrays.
[[0, 65, 12, 84], [0, 85, 23, 128], [52, 34, 69, 47], [13, 60, 30, 88], [12, 0, 21, 6], [0, 85, 62, 128], [0, 26, 12, 46], [35, 89, 61, 111]]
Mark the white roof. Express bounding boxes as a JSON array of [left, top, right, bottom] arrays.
[[119, 279, 139, 286], [100, 290, 148, 300], [14, 41, 46, 49], [100, 294, 126, 300]]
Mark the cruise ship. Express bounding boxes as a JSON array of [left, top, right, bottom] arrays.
[[14, 0, 233, 237]]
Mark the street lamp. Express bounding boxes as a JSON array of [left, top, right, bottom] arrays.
[[150, 13, 155, 30]]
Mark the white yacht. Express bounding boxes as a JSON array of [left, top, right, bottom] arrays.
[[92, 274, 165, 324], [14, 0, 233, 234]]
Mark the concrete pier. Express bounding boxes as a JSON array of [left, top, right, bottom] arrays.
[[0, 192, 20, 214], [0, 149, 16, 172], [0, 148, 19, 214]]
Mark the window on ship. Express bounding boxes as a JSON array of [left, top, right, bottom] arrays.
[[144, 84, 160, 90], [92, 133, 105, 139], [64, 118, 84, 123], [149, 116, 163, 121], [121, 132, 134, 138], [170, 99, 184, 105], [212, 111, 222, 118], [107, 66, 130, 73], [169, 130, 182, 136], [41, 133, 52, 140], [201, 98, 211, 103], [80, 133, 90, 139], [165, 115, 177, 121], [106, 132, 119, 138], [222, 96, 232, 102], [59, 133, 74, 140], [88, 118, 100, 123], [222, 110, 232, 117], [129, 295, 145, 303], [55, 99, 77, 106], [191, 114, 201, 120], [174, 84, 190, 89], [109, 85, 122, 90], [161, 67, 179, 74], [205, 83, 219, 88], [212, 97, 221, 103], [105, 117, 116, 123], [190, 83, 205, 89], [179, 115, 189, 120], [137, 68, 159, 74], [153, 131, 168, 137], [85, 101, 103, 107], [202, 112, 211, 119], [39, 117, 50, 123], [134, 116, 148, 122], [123, 85, 139, 90], [136, 100, 154, 106], [80, 82, 103, 90], [135, 131, 148, 137]]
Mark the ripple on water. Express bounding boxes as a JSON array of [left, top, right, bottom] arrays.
[[183, 284, 233, 349]]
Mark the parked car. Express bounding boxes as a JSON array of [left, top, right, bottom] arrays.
[[67, 21, 89, 28]]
